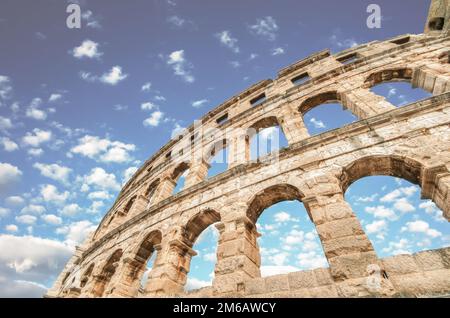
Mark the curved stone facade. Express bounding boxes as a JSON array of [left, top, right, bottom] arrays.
[[47, 8, 450, 298]]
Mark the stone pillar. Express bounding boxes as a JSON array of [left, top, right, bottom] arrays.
[[129, 194, 149, 217], [184, 159, 210, 188], [212, 216, 261, 296], [412, 64, 450, 95], [424, 0, 449, 33], [303, 192, 379, 281], [340, 88, 396, 119], [228, 134, 249, 168], [278, 108, 310, 144], [153, 176, 177, 203], [144, 239, 196, 296], [422, 165, 450, 221], [107, 257, 144, 297]]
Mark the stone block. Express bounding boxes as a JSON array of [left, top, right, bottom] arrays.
[[287, 270, 317, 290], [265, 274, 290, 293], [414, 250, 446, 271], [381, 254, 421, 275]]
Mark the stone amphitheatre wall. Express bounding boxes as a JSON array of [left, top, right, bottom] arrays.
[[46, 11, 450, 298]]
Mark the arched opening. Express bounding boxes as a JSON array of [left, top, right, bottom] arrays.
[[182, 209, 221, 291], [121, 196, 136, 216], [341, 155, 450, 259], [365, 68, 432, 107], [429, 17, 445, 31], [145, 179, 160, 206], [125, 230, 162, 296], [80, 263, 94, 289], [247, 184, 328, 277], [92, 249, 123, 297], [299, 91, 356, 135], [172, 162, 190, 194], [206, 140, 229, 178], [247, 116, 288, 161]]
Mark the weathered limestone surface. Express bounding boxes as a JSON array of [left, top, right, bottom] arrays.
[[47, 4, 450, 298]]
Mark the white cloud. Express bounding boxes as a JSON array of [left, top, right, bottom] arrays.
[[249, 16, 278, 41], [191, 99, 208, 108], [229, 61, 240, 68], [419, 200, 446, 222], [0, 116, 13, 131], [100, 66, 128, 85], [25, 107, 47, 121], [87, 191, 112, 201], [215, 31, 239, 53], [310, 117, 326, 129], [22, 129, 52, 147], [283, 229, 304, 245], [5, 224, 18, 232], [141, 102, 157, 111], [123, 167, 138, 184], [1, 137, 18, 152], [141, 82, 152, 92], [60, 203, 82, 217], [203, 252, 216, 262], [185, 277, 211, 291], [393, 197, 415, 213], [167, 15, 186, 27], [33, 163, 72, 185], [72, 39, 102, 59], [27, 148, 43, 157], [143, 111, 164, 127], [20, 204, 46, 215], [365, 205, 398, 221], [167, 50, 195, 83], [41, 214, 62, 225], [382, 238, 411, 255], [56, 220, 97, 248], [5, 196, 25, 206], [260, 265, 300, 277], [401, 220, 442, 238], [82, 167, 121, 191], [40, 184, 69, 205], [271, 47, 285, 56], [297, 251, 328, 269], [274, 211, 299, 223], [365, 220, 387, 234], [0, 234, 73, 297], [15, 215, 37, 225], [380, 186, 417, 202], [330, 29, 358, 49], [82, 10, 102, 29], [0, 75, 13, 100], [0, 207, 10, 218], [0, 162, 22, 190], [87, 201, 105, 214], [70, 135, 136, 163], [48, 94, 62, 103], [356, 194, 378, 202]]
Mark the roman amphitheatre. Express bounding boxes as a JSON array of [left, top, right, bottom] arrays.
[[47, 0, 450, 298]]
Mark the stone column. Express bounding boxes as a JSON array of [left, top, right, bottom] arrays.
[[340, 88, 396, 119], [303, 192, 378, 281], [144, 239, 196, 296], [184, 159, 210, 188], [278, 108, 310, 144], [422, 165, 450, 221], [129, 194, 149, 217], [412, 64, 450, 95], [153, 176, 177, 203], [212, 216, 261, 296], [228, 134, 249, 168]]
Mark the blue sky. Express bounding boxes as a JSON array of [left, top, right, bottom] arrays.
[[0, 0, 448, 296]]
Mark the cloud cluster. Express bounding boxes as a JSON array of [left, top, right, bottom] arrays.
[[70, 135, 136, 163]]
